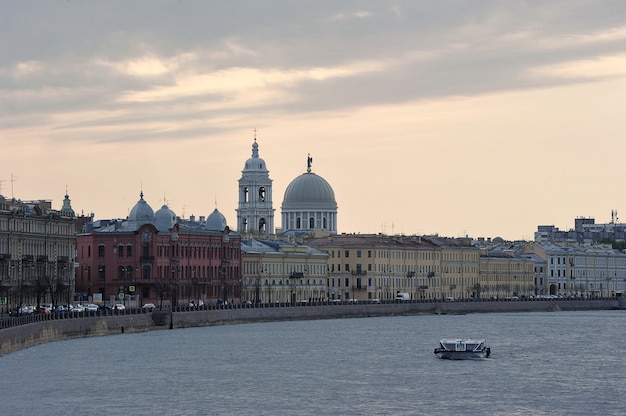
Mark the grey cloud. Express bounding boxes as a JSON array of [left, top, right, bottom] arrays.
[[3, 0, 626, 144]]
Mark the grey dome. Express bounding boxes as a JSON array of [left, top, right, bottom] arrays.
[[282, 172, 337, 210], [206, 208, 228, 231], [128, 192, 155, 222], [243, 140, 268, 173], [155, 204, 177, 232]]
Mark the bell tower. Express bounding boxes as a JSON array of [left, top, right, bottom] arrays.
[[236, 135, 275, 237]]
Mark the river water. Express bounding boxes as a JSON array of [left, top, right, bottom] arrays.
[[1, 310, 624, 416]]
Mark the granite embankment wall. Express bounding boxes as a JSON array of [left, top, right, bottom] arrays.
[[1, 299, 621, 355]]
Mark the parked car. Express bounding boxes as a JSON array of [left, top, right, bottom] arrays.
[[55, 304, 74, 313], [38, 303, 53, 313], [188, 300, 204, 308], [142, 303, 156, 310], [72, 304, 85, 313], [369, 298, 381, 304], [113, 303, 126, 311], [84, 303, 99, 312], [9, 305, 35, 316], [348, 298, 359, 304]]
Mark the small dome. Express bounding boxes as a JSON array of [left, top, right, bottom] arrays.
[[206, 208, 227, 231], [155, 204, 177, 232], [282, 172, 337, 210], [128, 192, 155, 222], [242, 139, 268, 173]]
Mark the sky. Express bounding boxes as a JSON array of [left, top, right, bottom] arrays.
[[2, 1, 626, 241]]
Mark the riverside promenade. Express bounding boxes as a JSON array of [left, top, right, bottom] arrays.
[[1, 298, 623, 355]]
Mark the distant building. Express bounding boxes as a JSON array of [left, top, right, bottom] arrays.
[[76, 192, 241, 307], [478, 246, 535, 299], [520, 242, 626, 297], [305, 234, 442, 302], [241, 239, 329, 304], [535, 212, 626, 243], [0, 194, 76, 311], [236, 139, 275, 237]]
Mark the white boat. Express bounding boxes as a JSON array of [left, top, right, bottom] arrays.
[[434, 339, 491, 359]]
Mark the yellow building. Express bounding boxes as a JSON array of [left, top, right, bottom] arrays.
[[241, 239, 329, 304], [305, 234, 442, 302], [479, 247, 535, 299], [429, 237, 481, 300]]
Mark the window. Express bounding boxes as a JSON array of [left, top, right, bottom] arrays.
[[309, 217, 314, 228], [127, 245, 133, 257], [344, 264, 350, 272], [368, 250, 372, 258], [345, 250, 349, 258], [243, 187, 249, 203], [98, 245, 105, 258], [356, 250, 362, 258], [259, 187, 265, 202], [118, 245, 124, 257], [98, 266, 105, 280]]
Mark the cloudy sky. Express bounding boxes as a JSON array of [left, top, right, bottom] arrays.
[[2, 1, 626, 240]]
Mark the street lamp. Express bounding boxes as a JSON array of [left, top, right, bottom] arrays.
[[122, 266, 132, 308]]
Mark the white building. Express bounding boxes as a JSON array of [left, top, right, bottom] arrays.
[[236, 139, 275, 237]]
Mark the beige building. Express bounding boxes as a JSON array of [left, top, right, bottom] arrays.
[[479, 247, 536, 299], [241, 239, 329, 304], [0, 194, 76, 311], [428, 237, 480, 300], [305, 234, 443, 302]]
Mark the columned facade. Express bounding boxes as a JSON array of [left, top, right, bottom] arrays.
[[0, 195, 76, 312], [280, 156, 338, 236]]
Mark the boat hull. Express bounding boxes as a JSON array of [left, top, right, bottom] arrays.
[[434, 349, 489, 360]]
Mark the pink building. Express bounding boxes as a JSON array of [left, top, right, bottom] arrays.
[[75, 192, 241, 307]]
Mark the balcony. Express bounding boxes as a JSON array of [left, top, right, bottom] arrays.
[[351, 270, 367, 275]]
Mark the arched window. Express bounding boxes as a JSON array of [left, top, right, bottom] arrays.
[[296, 217, 301, 228], [243, 187, 249, 203], [309, 217, 315, 228], [241, 218, 248, 232], [259, 218, 266, 232], [259, 187, 266, 202]]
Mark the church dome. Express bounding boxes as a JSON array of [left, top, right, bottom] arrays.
[[282, 172, 337, 210], [243, 140, 268, 173], [155, 204, 177, 232], [206, 208, 228, 231], [128, 192, 155, 222]]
